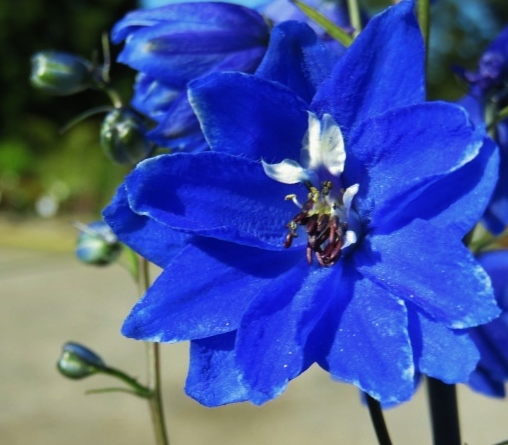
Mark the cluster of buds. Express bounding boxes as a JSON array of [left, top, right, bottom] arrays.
[[30, 50, 154, 166]]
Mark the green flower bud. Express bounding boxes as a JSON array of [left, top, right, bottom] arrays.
[[100, 108, 153, 165], [57, 342, 106, 380], [30, 51, 93, 95], [75, 221, 122, 266]]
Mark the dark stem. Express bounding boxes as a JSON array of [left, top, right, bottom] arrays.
[[426, 378, 461, 445], [365, 394, 393, 445]]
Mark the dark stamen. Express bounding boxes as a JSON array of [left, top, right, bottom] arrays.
[[282, 182, 348, 267]]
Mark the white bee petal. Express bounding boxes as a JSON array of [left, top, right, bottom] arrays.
[[261, 159, 311, 184]]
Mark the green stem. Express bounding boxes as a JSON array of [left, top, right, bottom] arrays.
[[417, 0, 430, 77], [346, 0, 362, 37], [138, 257, 170, 445], [426, 378, 461, 445], [365, 394, 393, 445], [101, 366, 152, 398]]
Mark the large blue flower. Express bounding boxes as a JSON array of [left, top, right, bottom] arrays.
[[111, 2, 270, 151], [104, 1, 500, 406], [458, 25, 508, 234], [468, 250, 508, 397]]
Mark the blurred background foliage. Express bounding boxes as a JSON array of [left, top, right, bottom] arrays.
[[0, 0, 136, 217], [2, 0, 508, 218]]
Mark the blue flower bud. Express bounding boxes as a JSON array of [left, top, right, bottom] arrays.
[[30, 51, 93, 95], [75, 221, 122, 266], [57, 342, 106, 379], [100, 108, 154, 165]]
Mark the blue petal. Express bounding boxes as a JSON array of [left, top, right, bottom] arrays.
[[355, 218, 500, 329], [112, 3, 269, 43], [312, 0, 424, 133], [477, 250, 508, 310], [235, 260, 338, 404], [113, 4, 268, 88], [343, 102, 485, 229], [126, 152, 302, 249], [483, 120, 508, 234], [121, 238, 301, 341], [468, 366, 506, 397], [130, 73, 180, 122], [467, 250, 508, 396], [102, 184, 189, 268], [386, 135, 498, 237], [145, 91, 208, 151], [320, 267, 416, 404], [185, 331, 251, 406], [189, 72, 308, 161], [408, 305, 479, 383], [255, 21, 336, 103], [469, 316, 508, 395]]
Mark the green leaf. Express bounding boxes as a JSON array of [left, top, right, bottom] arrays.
[[290, 0, 354, 47]]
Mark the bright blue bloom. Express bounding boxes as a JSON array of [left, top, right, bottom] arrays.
[[104, 1, 500, 406], [111, 2, 270, 151], [468, 250, 508, 397], [457, 25, 508, 234]]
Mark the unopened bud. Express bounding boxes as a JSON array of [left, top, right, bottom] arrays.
[[57, 342, 106, 379], [75, 221, 122, 266], [100, 108, 153, 165], [30, 51, 93, 95]]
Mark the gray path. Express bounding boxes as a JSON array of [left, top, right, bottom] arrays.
[[1, 219, 508, 445]]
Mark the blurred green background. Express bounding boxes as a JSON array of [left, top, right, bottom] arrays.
[[0, 0, 136, 218], [2, 0, 508, 218]]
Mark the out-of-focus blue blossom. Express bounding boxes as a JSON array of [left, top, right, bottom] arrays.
[[140, 0, 270, 8], [111, 2, 270, 151], [429, 0, 499, 81], [458, 25, 508, 235], [468, 250, 508, 397], [121, 0, 357, 151], [104, 1, 500, 407]]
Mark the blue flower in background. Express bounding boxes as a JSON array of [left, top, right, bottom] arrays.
[[458, 25, 508, 235], [111, 2, 270, 151], [104, 1, 500, 406], [468, 250, 508, 397]]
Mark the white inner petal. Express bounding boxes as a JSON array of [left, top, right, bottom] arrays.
[[320, 113, 346, 176], [301, 112, 322, 171], [300, 112, 346, 178], [342, 230, 358, 250], [343, 183, 360, 215], [261, 159, 311, 184]]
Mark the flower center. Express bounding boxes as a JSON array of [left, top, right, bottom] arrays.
[[284, 180, 357, 267], [262, 112, 360, 267]]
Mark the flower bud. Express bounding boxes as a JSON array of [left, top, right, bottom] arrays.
[[100, 108, 153, 165], [30, 51, 93, 95], [75, 221, 122, 266], [57, 342, 106, 379]]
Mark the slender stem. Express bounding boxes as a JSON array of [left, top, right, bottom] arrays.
[[417, 0, 430, 78], [365, 394, 393, 445], [138, 257, 170, 445], [100, 366, 152, 398], [426, 378, 461, 445], [346, 0, 362, 37]]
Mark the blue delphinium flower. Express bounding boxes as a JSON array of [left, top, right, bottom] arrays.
[[458, 25, 508, 234], [104, 0, 500, 406], [111, 2, 270, 151], [468, 250, 508, 397]]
